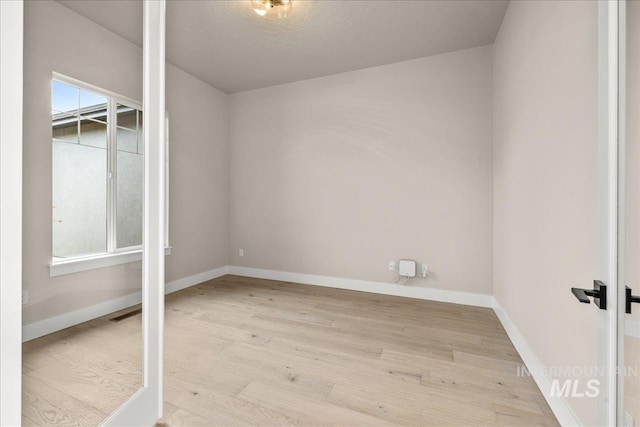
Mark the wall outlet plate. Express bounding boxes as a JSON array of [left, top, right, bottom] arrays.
[[22, 290, 28, 305], [239, 249, 244, 257], [388, 261, 395, 271], [421, 264, 429, 277]]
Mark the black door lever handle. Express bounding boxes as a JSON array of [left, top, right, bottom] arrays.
[[571, 280, 607, 310], [572, 287, 595, 303], [625, 287, 640, 314]]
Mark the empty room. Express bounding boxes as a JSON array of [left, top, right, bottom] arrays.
[[1, 0, 639, 426]]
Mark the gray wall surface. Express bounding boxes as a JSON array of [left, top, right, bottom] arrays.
[[493, 1, 599, 424], [229, 46, 494, 295]]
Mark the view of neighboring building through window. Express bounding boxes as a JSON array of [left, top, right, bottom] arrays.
[[52, 78, 143, 260]]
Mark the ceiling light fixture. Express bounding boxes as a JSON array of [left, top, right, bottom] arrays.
[[251, 0, 292, 19]]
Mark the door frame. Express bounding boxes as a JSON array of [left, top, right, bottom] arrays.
[[1, 1, 166, 424], [101, 1, 166, 425], [598, 0, 621, 424], [0, 1, 24, 425], [598, 0, 621, 425], [617, 0, 629, 423]]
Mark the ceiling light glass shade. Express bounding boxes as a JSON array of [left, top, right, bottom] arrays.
[[251, 0, 292, 19]]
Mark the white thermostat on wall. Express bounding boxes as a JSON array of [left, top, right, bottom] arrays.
[[398, 259, 417, 278]]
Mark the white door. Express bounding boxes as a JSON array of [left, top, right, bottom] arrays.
[[562, 2, 619, 424], [101, 1, 166, 425], [1, 0, 165, 425]]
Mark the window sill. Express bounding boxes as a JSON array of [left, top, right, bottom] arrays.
[[49, 247, 172, 277]]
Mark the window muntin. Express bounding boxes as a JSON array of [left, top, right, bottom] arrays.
[[52, 77, 143, 261], [115, 104, 144, 249]]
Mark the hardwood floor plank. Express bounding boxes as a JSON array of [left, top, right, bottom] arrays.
[[27, 361, 137, 415], [263, 335, 448, 385], [158, 409, 216, 427], [165, 377, 312, 426], [238, 381, 396, 426], [22, 376, 107, 427], [327, 382, 497, 426], [209, 355, 336, 401], [24, 339, 141, 389], [495, 405, 560, 426]]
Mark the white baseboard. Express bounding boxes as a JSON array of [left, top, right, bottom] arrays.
[[165, 266, 229, 294], [493, 301, 580, 427], [22, 291, 142, 343], [23, 265, 490, 341], [22, 266, 228, 342], [227, 266, 494, 308]]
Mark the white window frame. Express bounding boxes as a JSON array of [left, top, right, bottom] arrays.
[[49, 73, 170, 277]]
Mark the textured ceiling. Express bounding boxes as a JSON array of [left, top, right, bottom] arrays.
[[56, 0, 509, 93]]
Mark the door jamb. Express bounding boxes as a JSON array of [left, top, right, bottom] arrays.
[[0, 1, 24, 425]]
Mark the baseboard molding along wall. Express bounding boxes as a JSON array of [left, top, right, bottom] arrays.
[[21, 266, 229, 342], [228, 265, 494, 308], [23, 265, 492, 342], [492, 301, 581, 427]]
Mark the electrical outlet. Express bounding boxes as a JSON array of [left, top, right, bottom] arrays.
[[421, 264, 429, 277], [388, 261, 396, 271], [624, 409, 634, 427], [239, 249, 244, 257], [22, 290, 28, 305]]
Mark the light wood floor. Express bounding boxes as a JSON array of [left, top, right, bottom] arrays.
[[23, 275, 559, 426]]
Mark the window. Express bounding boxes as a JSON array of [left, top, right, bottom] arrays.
[[52, 76, 144, 263]]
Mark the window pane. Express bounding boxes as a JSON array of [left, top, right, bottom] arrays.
[[117, 127, 138, 153], [52, 117, 78, 144], [52, 81, 79, 143], [79, 89, 107, 152], [52, 80, 78, 114], [116, 103, 143, 249], [117, 104, 137, 130], [52, 140, 107, 258], [80, 118, 107, 150], [138, 110, 144, 155], [116, 150, 143, 249], [80, 89, 107, 113]]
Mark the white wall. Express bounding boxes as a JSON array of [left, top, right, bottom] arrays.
[[165, 63, 229, 283], [493, 1, 600, 424], [22, 1, 228, 325], [229, 46, 493, 295]]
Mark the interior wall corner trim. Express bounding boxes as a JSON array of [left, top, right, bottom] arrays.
[[227, 266, 494, 308], [492, 300, 581, 427]]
